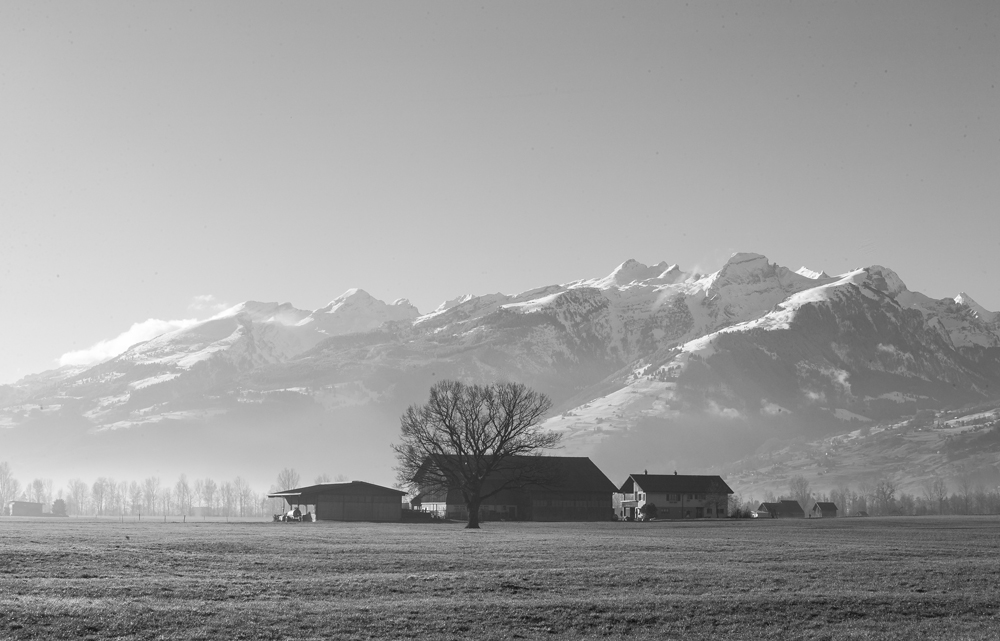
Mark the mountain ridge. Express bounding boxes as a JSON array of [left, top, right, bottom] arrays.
[[2, 253, 998, 491]]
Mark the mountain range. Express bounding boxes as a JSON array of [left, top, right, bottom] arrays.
[[2, 252, 999, 493]]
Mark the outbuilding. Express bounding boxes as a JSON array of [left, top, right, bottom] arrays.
[[267, 481, 406, 522], [757, 500, 805, 518], [6, 501, 44, 517], [811, 502, 838, 518]]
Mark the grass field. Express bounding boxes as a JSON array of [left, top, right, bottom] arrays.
[[2, 516, 999, 640]]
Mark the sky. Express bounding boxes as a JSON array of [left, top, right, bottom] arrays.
[[1, 0, 998, 384]]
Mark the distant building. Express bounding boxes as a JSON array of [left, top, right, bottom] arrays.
[[267, 481, 406, 522], [757, 500, 805, 518], [811, 502, 838, 518], [6, 501, 44, 517], [615, 474, 734, 520], [411, 456, 617, 522]]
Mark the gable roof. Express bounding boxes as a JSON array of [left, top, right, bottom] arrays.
[[618, 474, 734, 495], [267, 480, 405, 500], [414, 456, 617, 494], [759, 500, 805, 516], [813, 502, 838, 512]]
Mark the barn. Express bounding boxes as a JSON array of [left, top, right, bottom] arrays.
[[811, 502, 839, 518], [6, 501, 44, 517], [411, 456, 617, 522], [757, 500, 806, 518], [267, 481, 405, 522]]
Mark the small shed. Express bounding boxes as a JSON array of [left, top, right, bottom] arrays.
[[7, 501, 44, 517], [268, 481, 405, 522], [757, 500, 805, 518], [811, 502, 838, 518]]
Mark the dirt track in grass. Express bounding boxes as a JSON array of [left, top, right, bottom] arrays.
[[1, 516, 999, 640]]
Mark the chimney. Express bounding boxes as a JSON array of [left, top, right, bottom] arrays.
[[674, 471, 677, 475]]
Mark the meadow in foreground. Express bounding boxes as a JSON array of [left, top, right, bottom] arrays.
[[1, 516, 998, 640]]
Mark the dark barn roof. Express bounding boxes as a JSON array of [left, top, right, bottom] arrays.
[[813, 502, 838, 512], [268, 481, 405, 502], [759, 500, 805, 517], [413, 455, 617, 498], [618, 474, 734, 495]]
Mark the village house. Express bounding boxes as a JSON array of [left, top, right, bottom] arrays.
[[811, 502, 839, 518], [614, 473, 734, 520], [267, 481, 406, 522], [411, 456, 617, 522], [757, 500, 806, 518]]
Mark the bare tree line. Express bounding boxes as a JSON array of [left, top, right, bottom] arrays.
[[733, 467, 1000, 517], [1, 461, 351, 518]]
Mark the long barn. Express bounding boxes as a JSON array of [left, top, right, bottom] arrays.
[[268, 481, 405, 522], [411, 456, 617, 522]]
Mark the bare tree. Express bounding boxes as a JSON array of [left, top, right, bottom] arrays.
[[788, 475, 811, 512], [202, 478, 218, 516], [873, 478, 897, 515], [91, 478, 109, 515], [276, 468, 300, 491], [159, 487, 173, 516], [0, 462, 20, 507], [393, 380, 558, 529], [175, 475, 192, 516], [955, 466, 976, 514], [193, 479, 205, 514], [234, 477, 252, 517], [67, 479, 89, 516], [220, 481, 235, 517], [128, 481, 143, 515], [142, 477, 161, 516], [931, 477, 948, 515]]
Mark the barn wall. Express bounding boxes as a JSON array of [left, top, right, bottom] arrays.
[[316, 493, 401, 522], [8, 502, 44, 517], [530, 492, 614, 521]]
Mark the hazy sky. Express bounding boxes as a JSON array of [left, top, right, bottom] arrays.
[[2, 1, 998, 384]]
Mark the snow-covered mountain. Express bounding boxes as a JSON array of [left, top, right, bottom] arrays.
[[2, 253, 998, 489]]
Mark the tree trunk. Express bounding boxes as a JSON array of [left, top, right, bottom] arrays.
[[465, 499, 481, 529]]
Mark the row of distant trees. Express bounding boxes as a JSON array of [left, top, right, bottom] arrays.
[[0, 461, 343, 518], [733, 472, 1000, 517]]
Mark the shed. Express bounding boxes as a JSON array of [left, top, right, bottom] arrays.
[[811, 502, 838, 518], [268, 481, 405, 522], [7, 501, 44, 517], [757, 500, 805, 518]]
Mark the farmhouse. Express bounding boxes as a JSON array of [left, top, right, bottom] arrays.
[[6, 501, 44, 517], [615, 474, 734, 520], [811, 502, 839, 518], [267, 481, 405, 522], [411, 456, 617, 522], [757, 500, 806, 518]]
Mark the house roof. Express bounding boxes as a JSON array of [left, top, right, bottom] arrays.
[[813, 502, 838, 511], [618, 474, 734, 495], [759, 500, 805, 515], [267, 480, 405, 500]]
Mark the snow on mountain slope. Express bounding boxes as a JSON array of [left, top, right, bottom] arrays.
[[955, 292, 998, 324], [2, 252, 998, 489], [546, 263, 1000, 461]]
